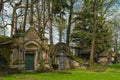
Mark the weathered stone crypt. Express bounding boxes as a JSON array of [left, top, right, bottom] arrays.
[[10, 27, 48, 71]]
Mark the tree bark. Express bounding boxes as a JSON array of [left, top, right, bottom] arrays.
[[11, 7, 16, 36], [59, 13, 63, 43], [66, 0, 73, 46], [59, 27, 62, 43], [23, 0, 28, 32], [43, 0, 46, 37], [0, 0, 3, 13], [114, 32, 118, 54], [48, 0, 53, 46], [90, 0, 97, 64], [10, 0, 22, 36], [30, 0, 34, 27]]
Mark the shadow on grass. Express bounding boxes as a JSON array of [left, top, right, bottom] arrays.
[[15, 70, 72, 75]]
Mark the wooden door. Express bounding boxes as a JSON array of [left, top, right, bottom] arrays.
[[25, 54, 34, 70]]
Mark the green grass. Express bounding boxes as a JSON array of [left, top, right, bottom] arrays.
[[1, 64, 120, 80]]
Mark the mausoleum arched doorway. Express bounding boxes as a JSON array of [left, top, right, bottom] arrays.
[[24, 41, 40, 70]]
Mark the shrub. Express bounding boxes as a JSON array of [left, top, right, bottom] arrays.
[[37, 67, 53, 73], [87, 63, 107, 72], [109, 64, 120, 69]]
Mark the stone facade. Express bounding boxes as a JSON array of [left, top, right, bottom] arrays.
[[51, 43, 71, 70], [10, 27, 49, 71]]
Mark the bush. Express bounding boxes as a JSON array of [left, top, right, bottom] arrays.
[[109, 64, 120, 69], [0, 47, 11, 64], [0, 55, 21, 75], [0, 54, 8, 68], [0, 67, 21, 75], [87, 63, 107, 72], [37, 67, 52, 73]]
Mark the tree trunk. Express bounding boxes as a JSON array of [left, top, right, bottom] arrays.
[[23, 0, 28, 32], [114, 32, 118, 54], [90, 0, 97, 64], [42, 0, 46, 37], [14, 12, 17, 31], [59, 28, 62, 43], [10, 0, 22, 36], [66, 1, 73, 46], [0, 0, 3, 13], [30, 0, 34, 27], [11, 7, 16, 36], [59, 14, 63, 43], [48, 0, 53, 46]]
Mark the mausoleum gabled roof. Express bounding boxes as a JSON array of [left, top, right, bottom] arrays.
[[24, 27, 40, 39], [24, 27, 48, 41]]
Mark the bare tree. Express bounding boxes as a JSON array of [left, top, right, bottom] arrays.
[[10, 0, 22, 36], [48, 0, 53, 46], [22, 0, 28, 32]]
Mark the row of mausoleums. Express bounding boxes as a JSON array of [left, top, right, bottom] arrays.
[[0, 27, 117, 71], [0, 27, 75, 71]]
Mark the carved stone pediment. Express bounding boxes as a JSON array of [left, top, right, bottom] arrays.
[[26, 43, 38, 49], [24, 41, 40, 50], [25, 27, 40, 41]]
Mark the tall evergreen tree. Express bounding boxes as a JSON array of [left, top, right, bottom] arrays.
[[71, 0, 115, 64]]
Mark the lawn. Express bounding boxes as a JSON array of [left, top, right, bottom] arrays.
[[1, 64, 120, 80]]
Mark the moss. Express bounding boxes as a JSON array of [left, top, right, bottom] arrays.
[[0, 36, 12, 65], [0, 35, 11, 39], [0, 47, 11, 64], [0, 35, 11, 42]]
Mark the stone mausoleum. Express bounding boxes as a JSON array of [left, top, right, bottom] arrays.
[[10, 27, 49, 71]]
